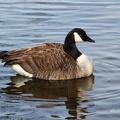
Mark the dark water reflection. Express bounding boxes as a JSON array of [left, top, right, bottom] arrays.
[[5, 75, 94, 98], [3, 75, 94, 119]]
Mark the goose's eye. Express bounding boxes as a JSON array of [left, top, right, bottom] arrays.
[[80, 34, 83, 37]]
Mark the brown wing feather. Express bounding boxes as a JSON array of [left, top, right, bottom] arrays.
[[2, 43, 63, 62], [7, 43, 63, 55]]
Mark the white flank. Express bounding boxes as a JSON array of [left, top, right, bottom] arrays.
[[11, 64, 33, 77], [76, 54, 94, 77], [73, 32, 83, 42]]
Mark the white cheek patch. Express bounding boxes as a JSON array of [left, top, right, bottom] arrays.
[[73, 32, 83, 42]]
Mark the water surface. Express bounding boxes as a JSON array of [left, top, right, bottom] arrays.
[[0, 0, 120, 120]]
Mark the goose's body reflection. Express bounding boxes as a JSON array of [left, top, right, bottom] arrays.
[[4, 75, 94, 119]]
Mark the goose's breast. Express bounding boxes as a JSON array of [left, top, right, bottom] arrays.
[[76, 54, 94, 77]]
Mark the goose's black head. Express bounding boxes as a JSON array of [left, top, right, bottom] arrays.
[[65, 28, 95, 44], [64, 28, 95, 60]]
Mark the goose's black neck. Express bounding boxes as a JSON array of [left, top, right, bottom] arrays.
[[63, 33, 82, 60]]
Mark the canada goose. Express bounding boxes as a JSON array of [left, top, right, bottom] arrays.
[[0, 28, 95, 80]]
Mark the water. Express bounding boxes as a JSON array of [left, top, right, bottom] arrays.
[[0, 0, 120, 119]]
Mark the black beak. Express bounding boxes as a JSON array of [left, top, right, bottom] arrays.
[[87, 36, 95, 43]]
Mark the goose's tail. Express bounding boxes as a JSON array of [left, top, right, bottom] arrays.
[[0, 51, 8, 59]]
